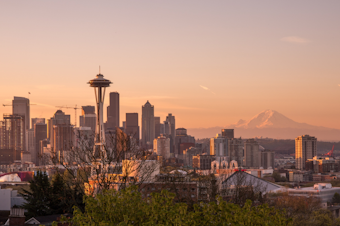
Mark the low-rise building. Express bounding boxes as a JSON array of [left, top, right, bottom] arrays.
[[288, 183, 340, 208]]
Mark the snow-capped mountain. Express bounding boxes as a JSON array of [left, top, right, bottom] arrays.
[[188, 110, 340, 141], [233, 110, 317, 129]]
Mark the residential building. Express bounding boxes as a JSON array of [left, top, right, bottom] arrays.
[[153, 134, 170, 159], [193, 154, 215, 170], [295, 135, 317, 170]]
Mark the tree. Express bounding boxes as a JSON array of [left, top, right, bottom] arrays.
[[50, 128, 160, 197], [67, 186, 290, 226], [333, 192, 340, 204], [21, 171, 52, 218], [221, 171, 268, 206], [21, 171, 83, 217]]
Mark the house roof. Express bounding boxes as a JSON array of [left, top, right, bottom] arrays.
[[222, 171, 283, 194]]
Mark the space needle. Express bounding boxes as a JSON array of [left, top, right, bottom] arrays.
[[88, 72, 112, 158]]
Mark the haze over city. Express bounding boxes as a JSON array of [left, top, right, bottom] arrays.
[[1, 1, 340, 132]]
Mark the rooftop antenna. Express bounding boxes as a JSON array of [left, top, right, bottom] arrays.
[[99, 65, 101, 74]]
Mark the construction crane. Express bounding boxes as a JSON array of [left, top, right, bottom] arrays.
[[56, 105, 81, 127], [324, 145, 335, 157]]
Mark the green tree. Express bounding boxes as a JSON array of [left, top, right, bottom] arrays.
[[21, 171, 84, 217], [21, 171, 52, 218], [69, 186, 290, 226], [333, 192, 340, 204]]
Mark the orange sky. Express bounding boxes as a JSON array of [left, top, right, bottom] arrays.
[[0, 1, 339, 129]]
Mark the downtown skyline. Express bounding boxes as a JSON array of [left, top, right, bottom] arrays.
[[1, 1, 340, 130]]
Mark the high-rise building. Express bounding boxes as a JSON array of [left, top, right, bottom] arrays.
[[175, 128, 195, 156], [125, 113, 139, 143], [12, 97, 30, 151], [142, 101, 155, 146], [295, 135, 317, 170], [26, 128, 35, 154], [34, 123, 47, 165], [31, 118, 45, 127], [166, 113, 175, 147], [153, 134, 170, 159], [53, 124, 73, 160], [221, 129, 234, 139], [261, 150, 275, 169], [154, 117, 161, 138], [79, 105, 96, 132], [243, 139, 260, 168], [1, 114, 24, 161], [210, 134, 228, 163], [228, 138, 243, 167], [106, 92, 119, 130], [12, 97, 30, 131], [48, 110, 71, 150]]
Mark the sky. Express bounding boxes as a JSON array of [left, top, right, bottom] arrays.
[[0, 1, 339, 129]]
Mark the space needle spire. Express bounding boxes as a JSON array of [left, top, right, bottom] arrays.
[[88, 71, 112, 158]]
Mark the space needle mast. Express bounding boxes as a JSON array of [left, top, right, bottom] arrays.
[[88, 71, 112, 158]]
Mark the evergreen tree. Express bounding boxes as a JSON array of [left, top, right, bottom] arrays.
[[21, 171, 52, 218]]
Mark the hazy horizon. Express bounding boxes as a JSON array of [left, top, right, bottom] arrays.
[[1, 1, 339, 130]]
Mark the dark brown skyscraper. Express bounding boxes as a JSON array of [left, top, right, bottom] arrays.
[[142, 101, 154, 146], [106, 92, 119, 130], [154, 117, 161, 138], [125, 113, 139, 143], [34, 123, 47, 165]]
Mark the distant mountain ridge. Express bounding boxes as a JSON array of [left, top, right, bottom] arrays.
[[188, 110, 340, 141]]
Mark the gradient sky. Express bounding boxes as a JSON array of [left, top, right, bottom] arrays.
[[1, 1, 339, 129]]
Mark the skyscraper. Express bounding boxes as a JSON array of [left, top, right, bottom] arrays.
[[12, 97, 30, 131], [166, 113, 175, 145], [12, 97, 30, 151], [295, 135, 317, 170], [106, 92, 119, 130], [244, 139, 260, 168], [142, 101, 154, 146], [34, 123, 47, 165], [175, 128, 195, 156], [48, 110, 71, 150], [210, 133, 229, 163], [125, 113, 139, 143], [154, 117, 161, 138], [79, 105, 96, 132]]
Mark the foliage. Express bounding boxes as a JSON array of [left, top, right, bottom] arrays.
[[272, 171, 287, 182], [333, 192, 340, 204], [69, 186, 290, 226], [21, 171, 52, 218], [21, 171, 84, 218], [271, 192, 340, 226]]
